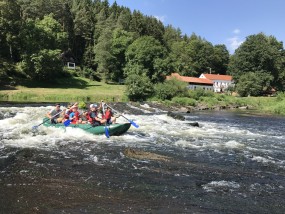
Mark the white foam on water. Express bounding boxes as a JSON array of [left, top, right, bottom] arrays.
[[1, 106, 284, 170], [202, 180, 240, 193]]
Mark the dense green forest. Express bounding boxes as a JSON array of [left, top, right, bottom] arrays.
[[1, 0, 285, 100]]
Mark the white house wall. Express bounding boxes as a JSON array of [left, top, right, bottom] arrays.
[[187, 84, 214, 91], [213, 80, 232, 92]]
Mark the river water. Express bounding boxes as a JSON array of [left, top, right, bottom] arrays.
[[0, 103, 284, 213]]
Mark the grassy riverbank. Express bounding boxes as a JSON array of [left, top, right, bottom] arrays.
[[1, 77, 285, 116], [0, 77, 126, 103], [153, 91, 285, 116]]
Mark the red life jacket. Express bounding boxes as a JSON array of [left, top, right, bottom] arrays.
[[104, 110, 111, 120], [70, 111, 80, 124]]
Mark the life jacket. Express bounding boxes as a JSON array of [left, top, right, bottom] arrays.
[[70, 111, 80, 124], [64, 109, 72, 119], [88, 111, 98, 123], [103, 110, 112, 120]]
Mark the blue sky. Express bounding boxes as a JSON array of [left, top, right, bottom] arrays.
[[108, 0, 285, 54]]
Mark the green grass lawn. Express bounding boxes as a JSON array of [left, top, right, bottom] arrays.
[[0, 77, 126, 102]]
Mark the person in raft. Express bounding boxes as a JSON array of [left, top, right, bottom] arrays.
[[69, 106, 81, 124], [88, 104, 102, 126], [101, 106, 117, 124], [46, 103, 63, 124], [62, 102, 79, 123]]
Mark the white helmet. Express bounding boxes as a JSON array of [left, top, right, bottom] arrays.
[[89, 104, 97, 108]]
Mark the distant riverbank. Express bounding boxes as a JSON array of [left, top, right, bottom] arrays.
[[1, 77, 285, 116]]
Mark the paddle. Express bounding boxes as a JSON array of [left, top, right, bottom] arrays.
[[102, 103, 110, 138], [63, 119, 71, 127], [32, 109, 63, 131], [104, 103, 139, 128]]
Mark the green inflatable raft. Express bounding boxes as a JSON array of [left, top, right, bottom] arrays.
[[42, 118, 131, 136]]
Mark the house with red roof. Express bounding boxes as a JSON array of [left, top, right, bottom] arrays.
[[167, 73, 214, 91], [199, 73, 233, 93]]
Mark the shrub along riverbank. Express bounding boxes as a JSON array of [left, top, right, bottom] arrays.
[[1, 77, 285, 116]]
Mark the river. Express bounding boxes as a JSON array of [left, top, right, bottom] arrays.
[[0, 103, 284, 213]]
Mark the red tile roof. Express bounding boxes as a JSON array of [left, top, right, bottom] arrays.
[[201, 74, 232, 81], [167, 73, 213, 85]]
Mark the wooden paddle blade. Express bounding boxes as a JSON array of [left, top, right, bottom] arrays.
[[64, 120, 71, 127]]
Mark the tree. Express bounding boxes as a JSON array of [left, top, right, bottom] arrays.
[[94, 28, 115, 82], [116, 8, 132, 31], [212, 44, 229, 74], [19, 49, 63, 81], [163, 25, 182, 50], [129, 10, 146, 36], [229, 33, 284, 90], [186, 37, 215, 76], [0, 0, 21, 61], [168, 40, 195, 76], [71, 0, 95, 63], [111, 28, 135, 81], [235, 72, 263, 97], [154, 77, 188, 100], [35, 14, 68, 50], [144, 16, 164, 43], [125, 36, 167, 83], [124, 64, 154, 101]]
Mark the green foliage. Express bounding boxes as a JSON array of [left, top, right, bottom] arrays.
[[78, 101, 86, 109], [236, 72, 264, 97], [19, 49, 64, 81], [154, 78, 188, 100], [186, 37, 215, 75], [276, 92, 285, 101], [199, 96, 219, 107], [0, 59, 11, 82], [110, 28, 135, 81], [229, 33, 284, 90], [188, 88, 215, 100], [171, 97, 196, 106], [125, 72, 153, 101], [213, 44, 229, 74], [0, 0, 22, 61], [35, 14, 68, 50], [1, 0, 284, 98], [125, 36, 167, 83], [272, 102, 285, 115], [94, 28, 115, 82], [81, 67, 95, 79], [21, 15, 68, 55]]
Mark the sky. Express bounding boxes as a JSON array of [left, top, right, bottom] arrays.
[[108, 0, 285, 54]]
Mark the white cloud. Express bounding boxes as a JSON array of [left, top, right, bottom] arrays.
[[233, 28, 241, 34], [227, 36, 244, 53], [154, 15, 166, 22]]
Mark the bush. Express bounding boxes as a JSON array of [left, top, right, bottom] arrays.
[[19, 49, 65, 81], [154, 82, 175, 100], [78, 101, 87, 109], [154, 78, 188, 100], [171, 97, 197, 106], [276, 92, 285, 101], [125, 73, 154, 101], [188, 88, 214, 100], [199, 96, 219, 107], [273, 102, 285, 115]]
